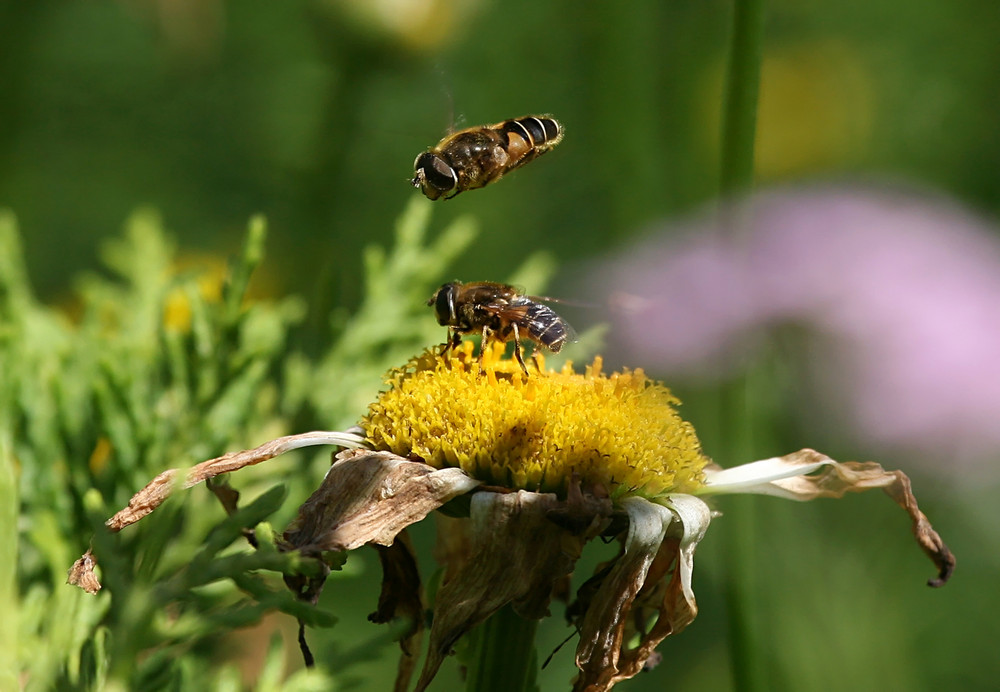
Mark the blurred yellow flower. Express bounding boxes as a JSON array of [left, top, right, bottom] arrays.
[[162, 253, 227, 332], [699, 40, 874, 178], [325, 0, 483, 52]]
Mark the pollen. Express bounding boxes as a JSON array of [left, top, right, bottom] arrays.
[[362, 342, 708, 499]]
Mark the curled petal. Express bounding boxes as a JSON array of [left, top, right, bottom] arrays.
[[105, 431, 368, 532], [70, 430, 369, 593], [416, 490, 605, 692], [700, 448, 955, 586], [574, 497, 672, 692], [283, 449, 480, 553], [66, 551, 101, 595], [282, 450, 480, 668], [573, 495, 711, 692], [370, 535, 424, 692], [656, 494, 711, 630]]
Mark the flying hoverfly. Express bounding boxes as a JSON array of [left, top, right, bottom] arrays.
[[412, 115, 564, 200]]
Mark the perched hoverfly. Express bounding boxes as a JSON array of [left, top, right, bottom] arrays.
[[427, 281, 576, 375], [412, 115, 564, 200]]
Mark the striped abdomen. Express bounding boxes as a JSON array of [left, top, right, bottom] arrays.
[[517, 299, 575, 353], [498, 116, 564, 170]]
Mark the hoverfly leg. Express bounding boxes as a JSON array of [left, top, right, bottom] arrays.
[[511, 323, 530, 377], [478, 326, 495, 373], [530, 351, 544, 373], [438, 330, 462, 368]]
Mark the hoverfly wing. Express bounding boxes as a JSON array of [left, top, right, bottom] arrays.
[[524, 293, 596, 310], [481, 301, 531, 326], [505, 298, 576, 353]]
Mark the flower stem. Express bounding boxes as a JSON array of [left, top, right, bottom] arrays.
[[718, 0, 767, 691], [465, 605, 539, 692]]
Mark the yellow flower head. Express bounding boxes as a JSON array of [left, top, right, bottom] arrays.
[[362, 341, 708, 499]]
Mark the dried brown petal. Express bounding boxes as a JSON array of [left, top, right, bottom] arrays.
[[66, 550, 101, 595], [618, 496, 708, 678], [573, 495, 711, 692], [880, 471, 955, 587], [206, 475, 258, 546], [415, 490, 609, 692], [69, 431, 367, 593], [370, 534, 424, 692], [573, 498, 669, 692], [205, 475, 242, 516], [283, 449, 480, 553], [432, 512, 472, 577], [105, 431, 366, 532]]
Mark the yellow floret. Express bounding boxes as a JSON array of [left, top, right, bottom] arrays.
[[362, 341, 708, 499]]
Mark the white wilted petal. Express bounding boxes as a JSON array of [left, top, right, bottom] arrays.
[[573, 496, 673, 692], [659, 494, 711, 622], [697, 448, 955, 586], [600, 494, 712, 689], [622, 496, 674, 554], [698, 452, 832, 497]]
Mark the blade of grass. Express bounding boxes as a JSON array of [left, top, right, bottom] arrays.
[[718, 1, 767, 691]]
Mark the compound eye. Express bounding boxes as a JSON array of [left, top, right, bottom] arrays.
[[433, 283, 457, 325], [414, 154, 457, 199]]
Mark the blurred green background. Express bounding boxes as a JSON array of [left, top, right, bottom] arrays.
[[8, 0, 999, 312], [3, 0, 999, 690]]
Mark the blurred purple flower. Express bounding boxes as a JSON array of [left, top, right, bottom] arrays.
[[598, 185, 1000, 463]]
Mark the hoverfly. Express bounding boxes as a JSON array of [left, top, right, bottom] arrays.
[[412, 115, 564, 200], [427, 281, 576, 375]]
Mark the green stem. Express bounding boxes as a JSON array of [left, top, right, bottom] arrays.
[[718, 1, 767, 691], [720, 0, 766, 197], [721, 492, 766, 692], [466, 605, 538, 692]]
